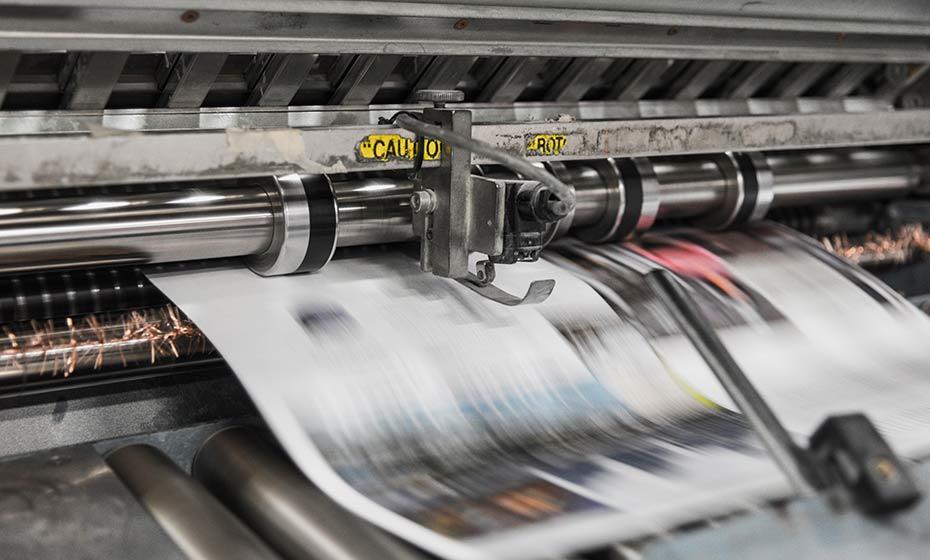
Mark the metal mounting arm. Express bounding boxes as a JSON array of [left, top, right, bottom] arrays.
[[386, 90, 577, 305]]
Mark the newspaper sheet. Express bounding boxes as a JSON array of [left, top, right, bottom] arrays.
[[148, 251, 786, 559], [148, 224, 930, 559]]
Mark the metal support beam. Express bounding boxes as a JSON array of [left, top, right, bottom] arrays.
[[1, 110, 929, 190], [720, 61, 788, 99], [609, 59, 673, 101], [814, 63, 881, 97], [0, 8, 928, 62], [329, 54, 401, 105], [544, 57, 613, 102], [58, 51, 128, 110], [406, 55, 477, 101], [0, 51, 19, 108], [668, 60, 733, 100], [246, 53, 317, 107], [477, 56, 547, 103], [769, 62, 834, 98], [157, 53, 227, 108]]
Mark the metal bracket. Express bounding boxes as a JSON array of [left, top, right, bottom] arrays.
[[400, 90, 562, 305]]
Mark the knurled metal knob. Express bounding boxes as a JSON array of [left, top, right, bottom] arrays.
[[415, 89, 465, 107]]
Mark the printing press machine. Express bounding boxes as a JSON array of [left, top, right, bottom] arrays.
[[3, 1, 930, 558]]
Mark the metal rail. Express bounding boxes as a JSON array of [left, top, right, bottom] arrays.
[[3, 111, 930, 191]]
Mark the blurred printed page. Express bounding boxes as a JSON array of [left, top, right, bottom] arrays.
[[148, 252, 787, 560], [598, 223, 930, 459]]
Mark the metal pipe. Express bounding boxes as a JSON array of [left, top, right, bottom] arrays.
[[106, 444, 281, 560], [651, 157, 729, 218], [0, 304, 213, 385], [0, 148, 921, 275], [0, 180, 276, 274], [769, 149, 923, 207], [193, 426, 424, 560], [333, 178, 415, 247]]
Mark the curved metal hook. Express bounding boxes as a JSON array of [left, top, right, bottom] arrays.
[[459, 275, 555, 306]]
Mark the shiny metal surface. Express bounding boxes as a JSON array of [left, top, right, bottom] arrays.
[[651, 156, 730, 219], [248, 174, 311, 277], [0, 445, 186, 560], [107, 444, 280, 560], [333, 177, 414, 247], [0, 180, 275, 274], [769, 149, 923, 207], [194, 427, 423, 560], [0, 148, 922, 275]]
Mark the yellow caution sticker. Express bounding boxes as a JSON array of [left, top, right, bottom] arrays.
[[356, 134, 442, 162], [525, 134, 567, 157]]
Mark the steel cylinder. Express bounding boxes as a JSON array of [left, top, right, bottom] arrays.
[[768, 148, 923, 207], [0, 180, 276, 274], [333, 177, 415, 247], [193, 427, 423, 560], [0, 147, 922, 275], [107, 444, 280, 560]]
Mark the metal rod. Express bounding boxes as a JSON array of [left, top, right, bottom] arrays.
[[106, 444, 281, 560], [769, 149, 923, 207], [0, 148, 921, 275], [647, 269, 824, 496], [0, 304, 213, 385], [0, 180, 277, 274], [194, 427, 424, 560]]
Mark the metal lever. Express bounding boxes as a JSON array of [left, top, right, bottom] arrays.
[[458, 259, 555, 306]]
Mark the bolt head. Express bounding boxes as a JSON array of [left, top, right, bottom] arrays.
[[411, 190, 437, 214]]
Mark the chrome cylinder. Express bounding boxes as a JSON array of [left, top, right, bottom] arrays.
[[0, 147, 921, 275], [194, 427, 423, 560], [651, 156, 729, 218], [333, 177, 415, 247], [107, 444, 280, 560], [768, 149, 922, 207], [0, 180, 276, 274]]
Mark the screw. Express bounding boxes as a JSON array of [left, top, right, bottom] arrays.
[[181, 10, 199, 23], [872, 457, 898, 482], [411, 190, 437, 214], [666, 26, 679, 36]]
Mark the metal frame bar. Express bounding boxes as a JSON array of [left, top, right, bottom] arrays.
[[2, 0, 930, 35], [329, 54, 401, 105], [0, 97, 894, 136], [0, 50, 19, 108], [157, 53, 228, 108], [246, 53, 317, 107], [58, 51, 129, 110], [0, 7, 927, 62], [2, 109, 928, 190]]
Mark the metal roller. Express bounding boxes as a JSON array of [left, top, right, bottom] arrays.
[[0, 148, 922, 276], [106, 444, 281, 560], [0, 304, 214, 386], [193, 427, 424, 560]]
